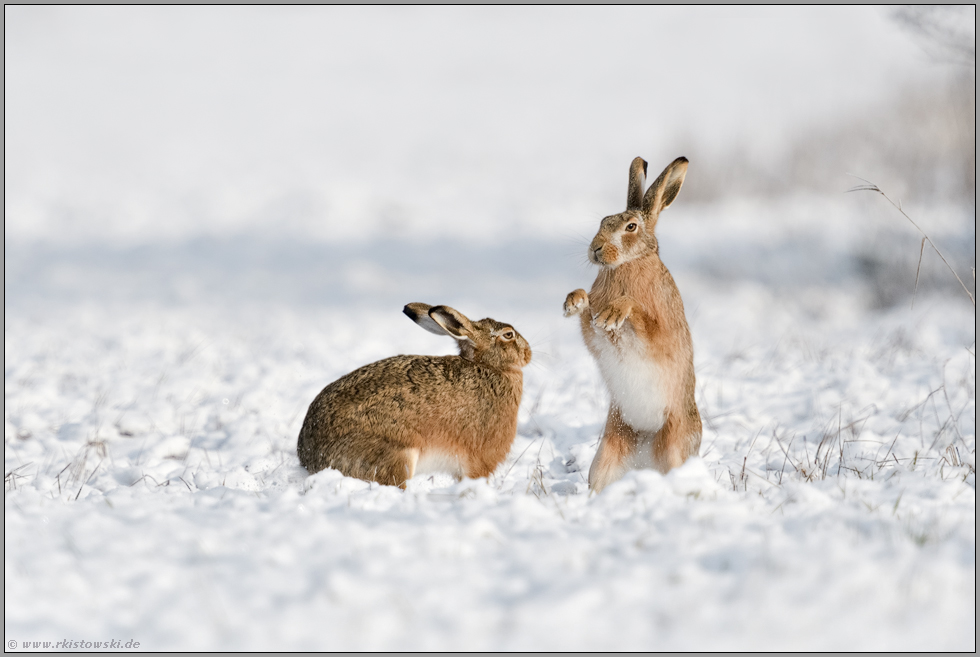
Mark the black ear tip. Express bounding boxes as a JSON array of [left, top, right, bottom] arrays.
[[642, 159, 648, 176], [403, 302, 429, 322], [676, 156, 689, 165]]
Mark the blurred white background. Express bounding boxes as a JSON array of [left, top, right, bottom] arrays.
[[4, 6, 975, 308]]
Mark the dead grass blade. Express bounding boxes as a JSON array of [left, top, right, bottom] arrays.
[[847, 178, 975, 307]]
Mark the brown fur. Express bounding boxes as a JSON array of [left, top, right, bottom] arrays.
[[297, 304, 532, 488], [564, 156, 702, 492]]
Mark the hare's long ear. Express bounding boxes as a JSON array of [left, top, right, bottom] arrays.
[[428, 305, 477, 342], [626, 157, 648, 211], [642, 157, 688, 216], [404, 303, 454, 337]]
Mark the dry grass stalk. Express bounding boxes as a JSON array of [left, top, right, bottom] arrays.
[[848, 178, 975, 307]]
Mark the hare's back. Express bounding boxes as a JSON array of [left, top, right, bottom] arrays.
[[303, 354, 495, 434]]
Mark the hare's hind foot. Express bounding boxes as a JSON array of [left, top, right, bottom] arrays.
[[588, 407, 701, 491], [348, 448, 420, 489], [588, 407, 640, 493], [651, 412, 701, 473], [563, 289, 590, 317]]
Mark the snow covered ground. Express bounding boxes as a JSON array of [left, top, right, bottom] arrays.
[[5, 6, 975, 652], [5, 200, 975, 650]]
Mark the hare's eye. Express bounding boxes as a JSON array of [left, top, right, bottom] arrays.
[[500, 330, 515, 341], [625, 223, 638, 232]]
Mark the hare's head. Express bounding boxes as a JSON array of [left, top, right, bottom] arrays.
[[588, 156, 688, 268], [403, 303, 532, 371]]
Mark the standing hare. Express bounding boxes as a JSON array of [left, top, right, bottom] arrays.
[[297, 303, 532, 488], [564, 156, 701, 492]]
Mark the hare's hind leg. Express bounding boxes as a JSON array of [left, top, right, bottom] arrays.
[[360, 447, 420, 489], [651, 409, 702, 473], [588, 406, 639, 493]]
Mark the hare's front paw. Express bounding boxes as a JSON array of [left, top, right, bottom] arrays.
[[563, 289, 590, 317], [594, 297, 634, 332]]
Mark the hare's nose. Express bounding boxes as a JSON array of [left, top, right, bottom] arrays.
[[592, 245, 603, 258]]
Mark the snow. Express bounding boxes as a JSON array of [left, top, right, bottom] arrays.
[[5, 6, 975, 652], [5, 243, 975, 650]]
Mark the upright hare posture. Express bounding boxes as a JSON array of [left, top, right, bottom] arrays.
[[564, 156, 701, 492], [297, 303, 532, 488]]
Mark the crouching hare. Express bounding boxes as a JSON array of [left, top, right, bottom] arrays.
[[564, 156, 701, 492], [297, 303, 532, 488]]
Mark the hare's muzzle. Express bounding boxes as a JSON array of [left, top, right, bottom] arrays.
[[590, 241, 620, 267]]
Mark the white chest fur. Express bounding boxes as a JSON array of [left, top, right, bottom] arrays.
[[590, 327, 668, 432]]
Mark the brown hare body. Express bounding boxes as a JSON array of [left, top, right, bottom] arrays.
[[297, 303, 532, 488], [564, 156, 701, 492]]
